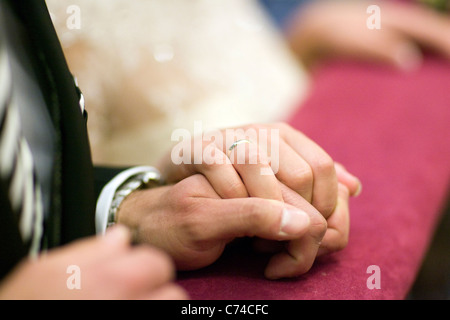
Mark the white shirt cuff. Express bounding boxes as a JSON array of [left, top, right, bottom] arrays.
[[95, 166, 161, 235]]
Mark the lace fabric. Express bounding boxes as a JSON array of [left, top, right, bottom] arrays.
[[46, 0, 308, 166]]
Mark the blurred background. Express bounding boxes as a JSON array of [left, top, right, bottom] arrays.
[[46, 0, 309, 167], [45, 0, 449, 299]]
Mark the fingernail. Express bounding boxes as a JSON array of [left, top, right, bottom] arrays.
[[280, 208, 310, 236], [354, 182, 363, 197], [335, 166, 362, 197], [104, 225, 130, 245]]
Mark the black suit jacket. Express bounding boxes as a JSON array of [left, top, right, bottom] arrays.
[[0, 0, 122, 279]]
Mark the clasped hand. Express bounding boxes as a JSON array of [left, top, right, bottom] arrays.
[[119, 123, 361, 279], [0, 123, 361, 299]]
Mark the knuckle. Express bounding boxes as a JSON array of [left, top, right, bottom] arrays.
[[310, 214, 328, 239], [179, 216, 200, 240], [326, 232, 349, 252], [311, 154, 335, 177], [196, 162, 248, 198], [221, 180, 248, 198], [316, 200, 337, 219], [289, 167, 314, 190], [177, 208, 209, 242], [293, 262, 314, 276], [175, 175, 211, 199], [171, 197, 205, 242], [239, 202, 260, 231], [238, 200, 273, 237], [171, 190, 191, 213]]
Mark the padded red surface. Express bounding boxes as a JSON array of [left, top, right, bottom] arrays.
[[177, 56, 450, 299]]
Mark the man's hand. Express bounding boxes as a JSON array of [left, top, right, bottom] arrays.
[[117, 174, 350, 279], [146, 122, 361, 278], [0, 226, 188, 300]]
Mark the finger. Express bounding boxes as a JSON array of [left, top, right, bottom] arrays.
[[334, 162, 362, 197], [264, 235, 318, 280], [274, 139, 314, 203], [194, 144, 249, 199], [165, 138, 248, 199], [355, 3, 450, 70], [317, 183, 351, 257], [299, 2, 423, 71], [384, 2, 450, 60], [264, 183, 327, 279], [188, 197, 311, 243], [228, 139, 283, 201], [350, 31, 423, 72], [276, 123, 338, 218], [103, 246, 176, 298]]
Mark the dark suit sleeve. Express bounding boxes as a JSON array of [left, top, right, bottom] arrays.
[[93, 166, 131, 200], [0, 0, 101, 281], [10, 0, 97, 246], [0, 180, 27, 280]]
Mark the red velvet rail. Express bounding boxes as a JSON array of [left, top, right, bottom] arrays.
[[177, 55, 450, 300]]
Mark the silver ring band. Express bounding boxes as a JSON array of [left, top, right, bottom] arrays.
[[227, 139, 252, 158]]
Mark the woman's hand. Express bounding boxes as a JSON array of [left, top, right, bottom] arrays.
[[159, 122, 361, 220], [286, 0, 450, 71]]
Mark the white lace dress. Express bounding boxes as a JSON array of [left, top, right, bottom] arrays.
[[46, 0, 308, 166]]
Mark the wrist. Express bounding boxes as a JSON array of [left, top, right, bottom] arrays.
[[95, 166, 163, 234], [108, 171, 162, 228]]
